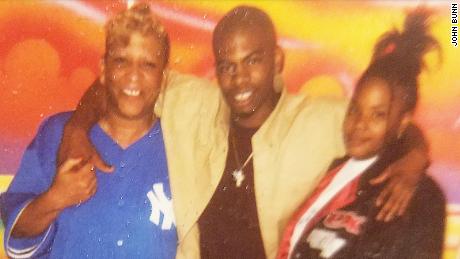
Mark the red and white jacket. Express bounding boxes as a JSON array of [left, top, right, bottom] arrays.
[[278, 154, 445, 259]]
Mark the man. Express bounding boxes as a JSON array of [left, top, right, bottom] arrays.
[[1, 4, 177, 258], [59, 5, 428, 259]]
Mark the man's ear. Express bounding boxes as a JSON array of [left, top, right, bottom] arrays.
[[274, 46, 285, 74], [99, 58, 106, 85], [398, 112, 413, 138]]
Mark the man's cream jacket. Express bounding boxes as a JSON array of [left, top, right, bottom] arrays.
[[156, 71, 346, 259]]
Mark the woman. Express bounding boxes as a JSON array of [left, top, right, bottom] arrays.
[[278, 8, 445, 259], [1, 4, 177, 258]]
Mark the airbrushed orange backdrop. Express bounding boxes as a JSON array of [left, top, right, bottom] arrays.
[[0, 1, 459, 258]]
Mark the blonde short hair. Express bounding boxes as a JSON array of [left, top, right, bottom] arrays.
[[105, 3, 170, 63]]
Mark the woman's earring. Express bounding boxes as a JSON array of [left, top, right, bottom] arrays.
[[273, 74, 283, 93]]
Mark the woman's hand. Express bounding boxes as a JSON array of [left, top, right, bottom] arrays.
[[47, 158, 98, 210]]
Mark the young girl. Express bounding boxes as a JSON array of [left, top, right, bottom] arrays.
[[278, 8, 445, 259]]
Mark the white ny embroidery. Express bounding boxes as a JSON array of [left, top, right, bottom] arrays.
[[147, 183, 175, 230]]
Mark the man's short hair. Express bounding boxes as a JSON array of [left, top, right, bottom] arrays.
[[213, 5, 277, 54], [105, 3, 170, 64]]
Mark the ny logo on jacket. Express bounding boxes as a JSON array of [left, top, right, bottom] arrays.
[[147, 183, 176, 230]]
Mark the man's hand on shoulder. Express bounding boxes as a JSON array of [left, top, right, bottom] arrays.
[[370, 148, 428, 222], [58, 124, 113, 173]]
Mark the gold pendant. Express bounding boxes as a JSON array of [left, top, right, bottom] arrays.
[[232, 169, 245, 187]]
